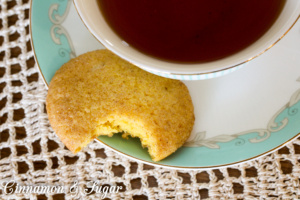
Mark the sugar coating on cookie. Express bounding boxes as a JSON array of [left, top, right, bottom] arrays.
[[46, 50, 194, 161]]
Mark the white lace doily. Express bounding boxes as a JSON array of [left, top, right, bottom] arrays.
[[1, 0, 300, 199]]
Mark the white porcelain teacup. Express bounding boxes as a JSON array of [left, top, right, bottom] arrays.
[[74, 0, 300, 80]]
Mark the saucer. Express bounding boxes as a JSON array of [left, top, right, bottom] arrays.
[[31, 0, 300, 169]]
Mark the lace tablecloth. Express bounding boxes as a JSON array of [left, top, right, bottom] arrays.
[[1, 0, 300, 199]]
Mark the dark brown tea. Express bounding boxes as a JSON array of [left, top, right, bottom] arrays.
[[98, 0, 285, 63]]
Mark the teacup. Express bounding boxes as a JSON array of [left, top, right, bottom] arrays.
[[74, 0, 300, 80]]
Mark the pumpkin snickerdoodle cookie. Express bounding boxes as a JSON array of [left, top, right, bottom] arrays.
[[46, 50, 194, 161]]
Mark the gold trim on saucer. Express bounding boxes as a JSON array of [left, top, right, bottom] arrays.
[[95, 133, 300, 170], [30, 0, 49, 87]]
